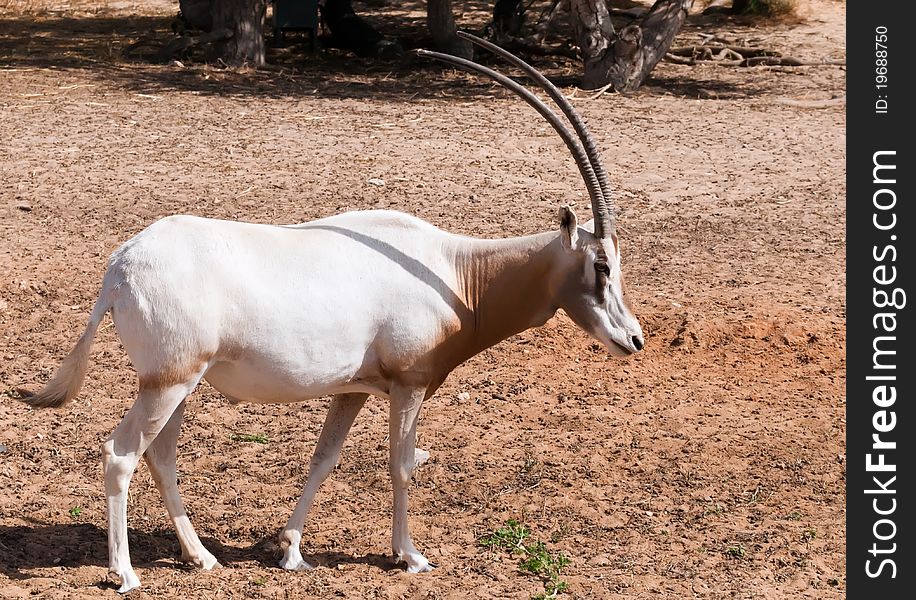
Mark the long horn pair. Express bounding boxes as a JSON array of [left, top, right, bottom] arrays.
[[417, 31, 614, 239]]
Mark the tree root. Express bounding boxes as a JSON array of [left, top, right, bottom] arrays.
[[664, 44, 845, 67], [157, 28, 234, 63], [124, 28, 233, 63], [670, 44, 781, 58]]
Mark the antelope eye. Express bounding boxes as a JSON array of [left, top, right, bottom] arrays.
[[594, 262, 610, 276]]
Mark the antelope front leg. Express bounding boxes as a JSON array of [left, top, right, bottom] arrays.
[[279, 393, 368, 571], [389, 384, 433, 573]]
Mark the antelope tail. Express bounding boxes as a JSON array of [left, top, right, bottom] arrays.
[[18, 286, 113, 409]]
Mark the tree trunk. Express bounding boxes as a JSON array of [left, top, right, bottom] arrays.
[[427, 0, 473, 58], [570, 0, 693, 91], [209, 0, 267, 66], [178, 0, 212, 31]]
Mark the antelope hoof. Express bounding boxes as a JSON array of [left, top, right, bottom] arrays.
[[182, 551, 221, 570], [108, 569, 141, 594], [414, 448, 431, 467], [280, 557, 314, 571], [279, 547, 314, 571], [397, 551, 434, 573]]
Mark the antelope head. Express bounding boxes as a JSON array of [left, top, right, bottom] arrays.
[[553, 204, 643, 356], [420, 32, 644, 356]]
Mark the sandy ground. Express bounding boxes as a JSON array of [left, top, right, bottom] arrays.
[[0, 0, 845, 598]]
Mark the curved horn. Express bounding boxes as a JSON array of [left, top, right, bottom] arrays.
[[417, 48, 605, 237], [456, 31, 614, 239]]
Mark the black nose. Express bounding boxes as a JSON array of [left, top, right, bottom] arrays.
[[632, 336, 644, 351]]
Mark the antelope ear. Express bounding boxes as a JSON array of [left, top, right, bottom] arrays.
[[558, 205, 578, 250]]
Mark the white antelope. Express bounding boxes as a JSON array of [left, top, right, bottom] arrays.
[[20, 32, 643, 593]]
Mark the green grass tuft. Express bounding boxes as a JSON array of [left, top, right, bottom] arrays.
[[481, 519, 570, 599], [479, 518, 530, 554]]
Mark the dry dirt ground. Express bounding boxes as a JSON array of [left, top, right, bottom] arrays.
[[0, 1, 845, 598]]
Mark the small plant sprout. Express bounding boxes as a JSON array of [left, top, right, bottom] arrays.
[[68, 506, 83, 519], [521, 541, 570, 600], [479, 519, 530, 554], [480, 519, 571, 599]]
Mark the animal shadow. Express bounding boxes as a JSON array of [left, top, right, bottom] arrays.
[[0, 520, 403, 585]]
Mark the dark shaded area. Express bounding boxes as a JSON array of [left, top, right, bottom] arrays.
[[0, 522, 240, 578], [0, 12, 570, 101], [0, 521, 402, 582], [491, 0, 526, 38], [641, 74, 759, 99], [0, 523, 111, 578], [321, 0, 401, 58], [0, 3, 767, 101]]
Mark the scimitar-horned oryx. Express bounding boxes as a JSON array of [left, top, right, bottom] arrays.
[[20, 31, 643, 593]]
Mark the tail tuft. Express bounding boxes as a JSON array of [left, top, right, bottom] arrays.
[[19, 286, 111, 410], [17, 330, 95, 409], [15, 386, 68, 409]]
